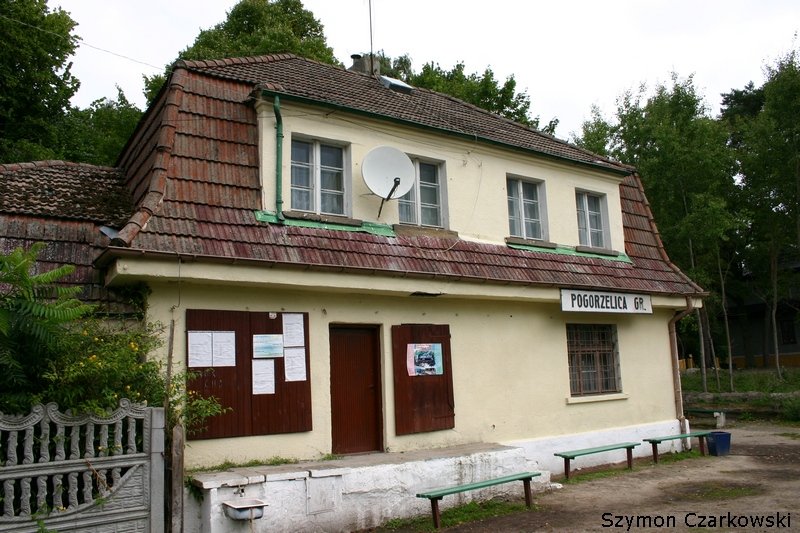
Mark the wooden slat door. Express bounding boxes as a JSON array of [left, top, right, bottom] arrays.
[[329, 326, 383, 454]]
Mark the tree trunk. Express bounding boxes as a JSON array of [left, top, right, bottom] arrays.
[[717, 251, 735, 391], [696, 309, 708, 392], [770, 246, 783, 380]]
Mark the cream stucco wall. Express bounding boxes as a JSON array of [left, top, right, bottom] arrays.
[[134, 267, 682, 469], [256, 100, 625, 251]]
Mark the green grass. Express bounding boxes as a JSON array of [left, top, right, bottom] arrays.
[[187, 455, 298, 473], [681, 368, 800, 393], [375, 500, 530, 532], [673, 481, 763, 501]]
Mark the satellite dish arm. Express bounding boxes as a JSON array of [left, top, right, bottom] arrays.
[[377, 177, 401, 219]]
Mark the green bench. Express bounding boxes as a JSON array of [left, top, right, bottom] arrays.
[[554, 442, 640, 479], [643, 430, 712, 463], [416, 471, 541, 529], [685, 408, 726, 428]]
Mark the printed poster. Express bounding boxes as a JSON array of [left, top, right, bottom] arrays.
[[187, 331, 236, 367], [252, 359, 276, 394], [282, 313, 306, 347], [253, 334, 284, 358], [406, 343, 444, 376], [284, 347, 307, 381]]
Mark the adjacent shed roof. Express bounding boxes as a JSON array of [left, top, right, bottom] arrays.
[[0, 161, 134, 311]]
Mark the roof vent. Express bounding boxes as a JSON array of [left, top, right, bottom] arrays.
[[348, 53, 380, 76], [380, 75, 413, 94]]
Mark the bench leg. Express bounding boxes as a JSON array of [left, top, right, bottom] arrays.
[[522, 478, 532, 508], [563, 457, 571, 479], [650, 442, 659, 463], [626, 447, 634, 469], [698, 436, 707, 456], [430, 498, 442, 529]]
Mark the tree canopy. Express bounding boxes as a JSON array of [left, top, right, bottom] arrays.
[[143, 0, 337, 103], [0, 0, 79, 163], [379, 53, 558, 134]]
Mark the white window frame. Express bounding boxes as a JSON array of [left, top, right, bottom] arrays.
[[398, 158, 446, 228], [575, 190, 610, 249], [290, 137, 350, 216], [507, 175, 548, 241]]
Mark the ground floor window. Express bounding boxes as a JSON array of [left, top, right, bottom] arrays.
[[566, 324, 621, 396]]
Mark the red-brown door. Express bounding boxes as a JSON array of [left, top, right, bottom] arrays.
[[329, 325, 383, 454]]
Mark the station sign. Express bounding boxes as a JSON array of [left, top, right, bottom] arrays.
[[560, 289, 652, 314]]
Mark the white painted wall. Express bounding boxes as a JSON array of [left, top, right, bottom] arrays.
[[133, 278, 682, 469], [256, 100, 626, 252]]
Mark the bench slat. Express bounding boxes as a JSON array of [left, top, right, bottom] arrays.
[[554, 442, 640, 459], [643, 431, 711, 444], [416, 471, 540, 499]]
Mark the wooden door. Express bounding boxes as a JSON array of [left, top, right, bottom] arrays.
[[329, 326, 383, 454]]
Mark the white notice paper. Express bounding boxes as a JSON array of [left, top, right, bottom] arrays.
[[212, 331, 236, 366], [282, 313, 305, 347], [252, 359, 276, 394], [284, 347, 307, 381], [187, 331, 213, 367]]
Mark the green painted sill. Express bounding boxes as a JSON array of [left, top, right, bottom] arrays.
[[506, 242, 633, 263], [255, 211, 632, 263], [254, 211, 396, 237]]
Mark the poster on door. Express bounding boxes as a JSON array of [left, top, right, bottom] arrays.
[[406, 343, 444, 376]]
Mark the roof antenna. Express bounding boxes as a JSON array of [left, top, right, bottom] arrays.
[[368, 0, 375, 76]]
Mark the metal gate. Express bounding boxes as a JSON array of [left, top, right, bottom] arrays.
[[0, 400, 164, 532]]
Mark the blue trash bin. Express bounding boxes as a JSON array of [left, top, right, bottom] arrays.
[[707, 431, 731, 456]]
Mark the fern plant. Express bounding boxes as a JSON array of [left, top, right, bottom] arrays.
[[0, 243, 94, 412]]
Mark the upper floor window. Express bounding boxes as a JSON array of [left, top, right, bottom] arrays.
[[291, 139, 346, 215], [566, 324, 621, 396], [575, 191, 607, 248], [507, 177, 544, 240], [399, 159, 444, 227]]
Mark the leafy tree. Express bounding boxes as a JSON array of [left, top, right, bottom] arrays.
[[57, 87, 143, 166], [0, 0, 79, 163], [380, 53, 558, 134], [722, 49, 800, 377], [144, 0, 336, 103], [577, 74, 739, 389]]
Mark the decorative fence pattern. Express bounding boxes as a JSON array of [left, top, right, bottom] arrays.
[[0, 400, 164, 532]]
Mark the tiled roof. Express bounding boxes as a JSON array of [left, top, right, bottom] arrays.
[[106, 55, 702, 297], [0, 161, 135, 312], [178, 54, 630, 174]]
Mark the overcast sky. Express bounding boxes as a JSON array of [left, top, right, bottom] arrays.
[[55, 0, 799, 139]]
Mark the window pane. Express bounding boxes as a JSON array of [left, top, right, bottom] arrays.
[[291, 140, 311, 163], [524, 220, 541, 239], [419, 162, 438, 184], [521, 181, 538, 202], [399, 199, 416, 224], [421, 205, 440, 226], [291, 165, 311, 188], [508, 198, 521, 236], [420, 182, 439, 205], [321, 191, 344, 214], [291, 188, 311, 211], [321, 169, 343, 192], [320, 144, 343, 168]]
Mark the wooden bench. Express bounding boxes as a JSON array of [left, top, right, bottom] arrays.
[[554, 442, 640, 479], [685, 408, 726, 428], [416, 471, 541, 529], [643, 430, 712, 463]]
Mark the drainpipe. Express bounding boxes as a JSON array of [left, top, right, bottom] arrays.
[[273, 95, 285, 221], [669, 296, 695, 434]]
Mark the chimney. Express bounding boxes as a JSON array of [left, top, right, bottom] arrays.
[[348, 54, 380, 76]]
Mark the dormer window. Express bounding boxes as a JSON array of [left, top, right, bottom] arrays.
[[291, 138, 347, 216], [399, 159, 445, 227], [575, 190, 608, 249]]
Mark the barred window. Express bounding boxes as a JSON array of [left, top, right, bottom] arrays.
[[566, 324, 621, 396]]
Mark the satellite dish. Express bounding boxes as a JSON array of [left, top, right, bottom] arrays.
[[362, 146, 415, 200]]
